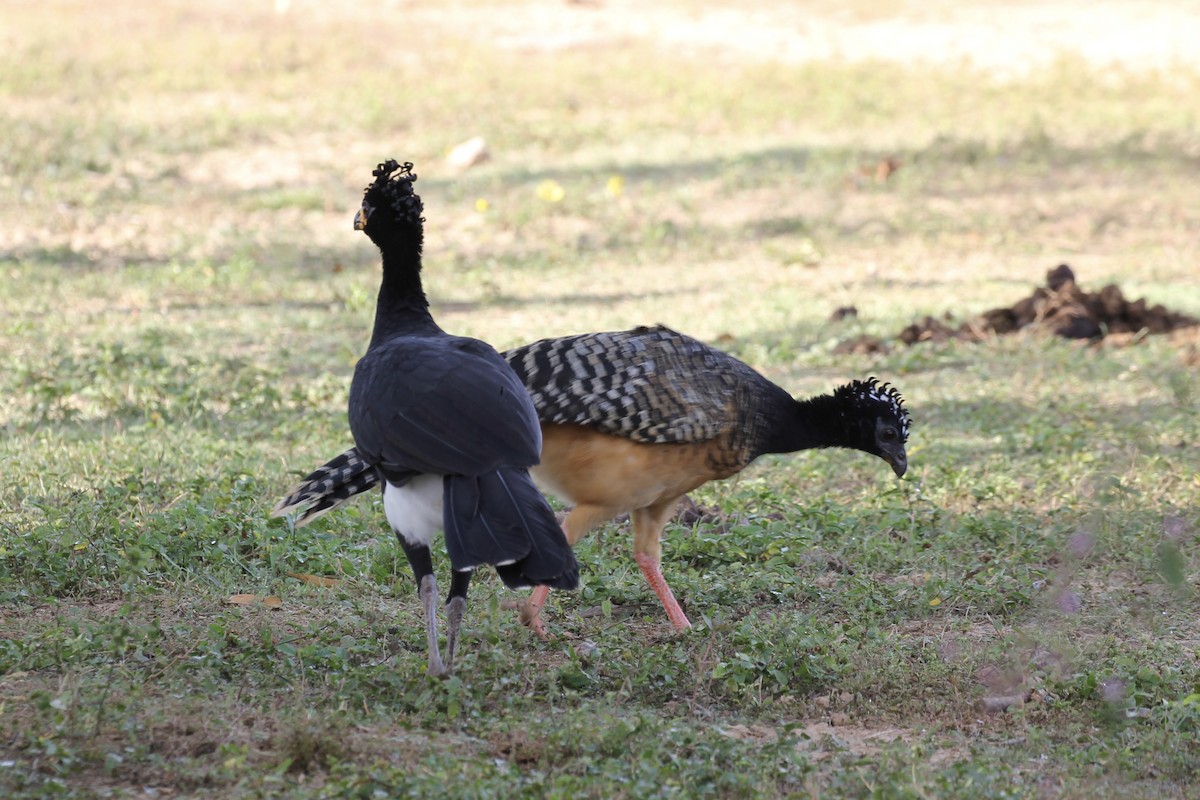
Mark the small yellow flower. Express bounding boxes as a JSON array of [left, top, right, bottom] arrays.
[[605, 175, 624, 198], [73, 542, 88, 552], [475, 197, 490, 213], [536, 179, 565, 203], [929, 597, 942, 607]]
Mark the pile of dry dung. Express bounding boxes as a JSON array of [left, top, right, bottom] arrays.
[[836, 265, 1197, 353]]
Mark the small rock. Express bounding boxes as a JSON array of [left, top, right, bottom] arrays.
[[1056, 590, 1082, 614], [673, 495, 726, 528], [829, 305, 858, 322], [832, 334, 890, 355], [446, 136, 489, 173], [1163, 515, 1189, 541], [979, 693, 1027, 713]]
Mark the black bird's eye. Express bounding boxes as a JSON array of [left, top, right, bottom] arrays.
[[881, 428, 897, 441]]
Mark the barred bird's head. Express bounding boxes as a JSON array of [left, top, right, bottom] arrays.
[[354, 159, 424, 254], [833, 378, 911, 477]]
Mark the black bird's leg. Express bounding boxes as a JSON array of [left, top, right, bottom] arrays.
[[444, 569, 471, 673], [398, 538, 447, 677]]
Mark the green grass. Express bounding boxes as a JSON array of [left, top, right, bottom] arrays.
[[3, 1, 1200, 797]]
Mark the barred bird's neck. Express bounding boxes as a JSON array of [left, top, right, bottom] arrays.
[[756, 390, 863, 456]]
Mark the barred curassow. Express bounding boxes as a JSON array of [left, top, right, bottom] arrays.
[[329, 159, 577, 676], [277, 322, 909, 633]]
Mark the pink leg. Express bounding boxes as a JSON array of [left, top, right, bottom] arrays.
[[517, 503, 619, 637], [634, 551, 692, 631], [519, 585, 551, 638]]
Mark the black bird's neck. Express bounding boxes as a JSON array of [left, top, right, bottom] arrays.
[[759, 391, 860, 456], [369, 247, 439, 345]]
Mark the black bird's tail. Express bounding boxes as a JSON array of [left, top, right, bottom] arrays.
[[272, 447, 379, 527], [442, 468, 579, 591]]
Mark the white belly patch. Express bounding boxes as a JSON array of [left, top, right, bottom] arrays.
[[383, 475, 444, 547]]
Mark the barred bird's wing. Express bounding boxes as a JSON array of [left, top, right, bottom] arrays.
[[504, 326, 760, 444]]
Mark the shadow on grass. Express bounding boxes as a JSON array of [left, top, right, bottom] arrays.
[[14, 131, 1198, 284], [436, 286, 698, 316], [422, 134, 1200, 194]]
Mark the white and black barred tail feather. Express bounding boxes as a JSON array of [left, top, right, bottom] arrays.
[[272, 448, 378, 527], [443, 469, 579, 591]]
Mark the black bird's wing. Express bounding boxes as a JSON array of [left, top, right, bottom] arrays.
[[349, 334, 542, 483]]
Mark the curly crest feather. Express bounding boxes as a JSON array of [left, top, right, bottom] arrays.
[[363, 159, 424, 226], [837, 377, 911, 442]]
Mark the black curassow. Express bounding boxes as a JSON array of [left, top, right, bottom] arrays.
[[327, 159, 577, 676], [277, 321, 910, 634]]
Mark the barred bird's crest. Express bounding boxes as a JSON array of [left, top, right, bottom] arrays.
[[503, 326, 753, 445], [835, 378, 911, 442]]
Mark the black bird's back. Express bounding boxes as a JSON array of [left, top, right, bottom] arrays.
[[349, 329, 577, 590], [349, 332, 543, 483]]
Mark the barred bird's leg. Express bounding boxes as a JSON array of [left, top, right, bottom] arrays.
[[633, 500, 692, 631], [520, 503, 618, 636]]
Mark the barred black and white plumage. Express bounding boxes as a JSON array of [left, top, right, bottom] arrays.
[[272, 448, 375, 527], [504, 325, 751, 445]]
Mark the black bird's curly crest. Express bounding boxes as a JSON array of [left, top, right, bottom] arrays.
[[837, 377, 912, 442], [364, 159, 424, 226]]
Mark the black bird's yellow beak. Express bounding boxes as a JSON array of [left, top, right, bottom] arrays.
[[354, 205, 370, 231]]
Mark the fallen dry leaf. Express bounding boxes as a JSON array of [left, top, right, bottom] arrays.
[[718, 724, 778, 743], [225, 594, 282, 609], [796, 721, 911, 760], [286, 572, 342, 588]]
